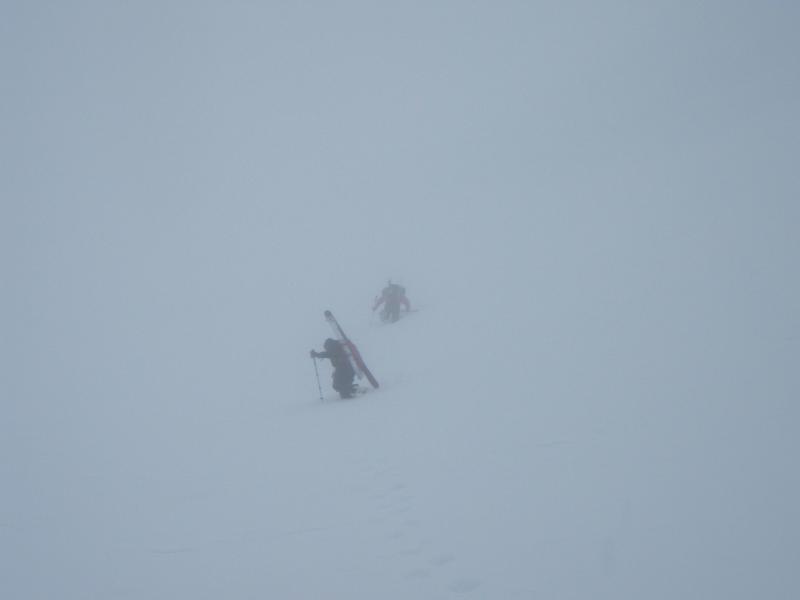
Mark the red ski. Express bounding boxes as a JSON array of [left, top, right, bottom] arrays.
[[324, 310, 380, 389]]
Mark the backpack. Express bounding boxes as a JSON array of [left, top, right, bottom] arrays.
[[386, 284, 405, 298]]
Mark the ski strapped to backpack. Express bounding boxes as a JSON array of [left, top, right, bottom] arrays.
[[324, 310, 380, 389]]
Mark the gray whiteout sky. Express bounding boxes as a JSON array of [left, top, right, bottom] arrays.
[[6, 1, 797, 400], [2, 1, 799, 599]]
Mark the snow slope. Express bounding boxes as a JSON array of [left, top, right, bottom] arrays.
[[4, 2, 800, 599], [4, 256, 798, 599]]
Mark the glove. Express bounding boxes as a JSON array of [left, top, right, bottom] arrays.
[[310, 350, 318, 358]]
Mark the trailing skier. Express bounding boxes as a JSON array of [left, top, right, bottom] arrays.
[[373, 281, 410, 323], [310, 338, 357, 399]]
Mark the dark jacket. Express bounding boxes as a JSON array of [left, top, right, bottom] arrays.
[[313, 339, 354, 374]]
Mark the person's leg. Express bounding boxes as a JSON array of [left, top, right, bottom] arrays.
[[334, 368, 355, 398]]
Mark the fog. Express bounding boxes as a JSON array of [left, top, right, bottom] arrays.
[[3, 2, 799, 598]]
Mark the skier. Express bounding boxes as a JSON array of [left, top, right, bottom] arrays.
[[373, 281, 410, 323], [310, 338, 357, 399]]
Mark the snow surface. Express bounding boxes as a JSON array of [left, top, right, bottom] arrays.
[[3, 2, 800, 599]]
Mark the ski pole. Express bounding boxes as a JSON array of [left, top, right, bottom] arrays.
[[312, 356, 324, 401]]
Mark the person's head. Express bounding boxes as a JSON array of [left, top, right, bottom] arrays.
[[323, 338, 338, 352]]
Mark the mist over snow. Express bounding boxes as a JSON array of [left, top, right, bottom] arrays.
[[3, 1, 799, 599]]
